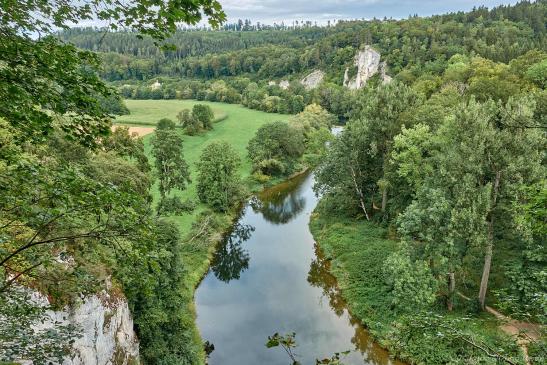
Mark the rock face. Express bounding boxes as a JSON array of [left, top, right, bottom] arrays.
[[33, 291, 139, 365], [150, 80, 161, 90], [300, 70, 324, 89], [379, 62, 392, 84], [343, 46, 391, 89], [279, 80, 290, 89], [268, 80, 290, 89]]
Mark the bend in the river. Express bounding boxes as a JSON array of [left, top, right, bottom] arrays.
[[195, 169, 404, 365]]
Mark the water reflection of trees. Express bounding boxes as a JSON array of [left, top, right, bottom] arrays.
[[307, 244, 400, 365], [211, 222, 254, 283], [307, 245, 346, 317], [251, 190, 306, 224]]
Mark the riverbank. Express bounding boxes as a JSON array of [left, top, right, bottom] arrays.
[[309, 208, 530, 365], [116, 101, 291, 363], [125, 99, 334, 363]]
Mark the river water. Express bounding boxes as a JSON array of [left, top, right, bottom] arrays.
[[195, 171, 403, 365]]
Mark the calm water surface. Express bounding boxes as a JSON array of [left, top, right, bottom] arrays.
[[195, 172, 403, 365]]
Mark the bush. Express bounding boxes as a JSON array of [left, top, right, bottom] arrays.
[[247, 121, 305, 176], [258, 158, 285, 176], [157, 196, 196, 215], [192, 104, 214, 130], [252, 172, 271, 184]]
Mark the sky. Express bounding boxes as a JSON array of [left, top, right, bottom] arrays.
[[218, 0, 521, 25]]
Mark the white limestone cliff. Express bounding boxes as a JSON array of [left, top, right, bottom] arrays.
[[279, 80, 290, 89], [343, 46, 391, 89], [150, 80, 161, 90], [268, 80, 290, 89], [300, 70, 324, 89], [30, 289, 139, 365]]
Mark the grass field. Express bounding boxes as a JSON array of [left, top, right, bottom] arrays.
[[116, 99, 289, 232], [116, 99, 228, 126]]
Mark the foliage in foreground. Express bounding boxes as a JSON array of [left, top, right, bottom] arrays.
[[266, 332, 350, 365], [0, 0, 226, 360]]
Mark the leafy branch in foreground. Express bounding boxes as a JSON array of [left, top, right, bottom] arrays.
[[3, 0, 226, 40], [390, 312, 524, 364], [266, 332, 349, 365], [0, 286, 79, 363]]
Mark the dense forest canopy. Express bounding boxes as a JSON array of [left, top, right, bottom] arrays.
[[57, 1, 547, 125], [62, 0, 546, 82]]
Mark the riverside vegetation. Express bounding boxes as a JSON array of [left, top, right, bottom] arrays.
[[1, 0, 546, 364]]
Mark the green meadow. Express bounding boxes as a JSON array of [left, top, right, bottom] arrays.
[[117, 99, 289, 232], [116, 99, 228, 126]]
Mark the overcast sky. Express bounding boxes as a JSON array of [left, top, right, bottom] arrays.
[[219, 0, 520, 24]]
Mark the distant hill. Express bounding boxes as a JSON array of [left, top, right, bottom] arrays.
[[60, 0, 546, 83]]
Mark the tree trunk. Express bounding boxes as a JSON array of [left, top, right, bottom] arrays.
[[478, 242, 492, 309], [478, 171, 501, 310], [381, 188, 387, 212], [350, 166, 370, 220], [447, 272, 455, 311]]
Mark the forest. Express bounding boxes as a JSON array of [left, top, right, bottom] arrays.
[[0, 0, 545, 365]]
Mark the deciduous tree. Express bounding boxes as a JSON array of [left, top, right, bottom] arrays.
[[197, 141, 242, 211]]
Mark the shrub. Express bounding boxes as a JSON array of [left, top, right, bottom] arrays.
[[157, 196, 196, 215], [247, 121, 305, 176]]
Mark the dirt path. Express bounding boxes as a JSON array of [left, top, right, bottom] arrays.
[[485, 306, 542, 342], [112, 125, 155, 137], [458, 292, 544, 364], [485, 305, 545, 365]]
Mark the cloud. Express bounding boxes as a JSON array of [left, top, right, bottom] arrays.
[[218, 0, 520, 24]]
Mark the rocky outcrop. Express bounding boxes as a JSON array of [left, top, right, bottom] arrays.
[[379, 62, 392, 84], [343, 46, 391, 89], [32, 289, 139, 365], [279, 80, 290, 89], [268, 80, 290, 89], [150, 80, 161, 90], [300, 70, 324, 89]]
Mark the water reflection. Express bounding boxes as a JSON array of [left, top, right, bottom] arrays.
[[308, 244, 404, 365], [196, 172, 405, 365], [251, 173, 308, 224], [307, 245, 346, 317], [211, 222, 255, 283]]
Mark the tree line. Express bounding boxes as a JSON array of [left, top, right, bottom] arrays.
[[62, 1, 546, 85]]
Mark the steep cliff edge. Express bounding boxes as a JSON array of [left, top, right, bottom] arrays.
[[31, 289, 139, 365]]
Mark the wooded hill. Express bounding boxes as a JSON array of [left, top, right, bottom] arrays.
[[61, 0, 546, 83]]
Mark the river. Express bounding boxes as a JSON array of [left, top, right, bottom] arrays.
[[195, 171, 403, 365]]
